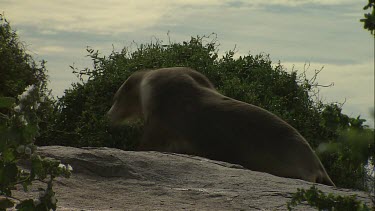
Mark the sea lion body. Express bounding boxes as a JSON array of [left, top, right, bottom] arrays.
[[107, 67, 335, 186]]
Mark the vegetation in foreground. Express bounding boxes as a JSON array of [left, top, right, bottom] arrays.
[[0, 15, 72, 210]]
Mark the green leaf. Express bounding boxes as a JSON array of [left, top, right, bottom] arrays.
[[15, 199, 35, 210], [22, 179, 32, 192], [0, 97, 15, 109], [0, 138, 6, 152], [4, 163, 18, 180], [31, 155, 45, 179], [2, 148, 15, 162], [22, 124, 39, 142], [1, 163, 18, 185], [0, 197, 14, 209], [287, 185, 370, 210]]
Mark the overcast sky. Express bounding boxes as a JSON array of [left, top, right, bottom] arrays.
[[2, 0, 374, 127]]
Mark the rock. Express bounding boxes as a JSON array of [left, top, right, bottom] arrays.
[[12, 146, 373, 210]]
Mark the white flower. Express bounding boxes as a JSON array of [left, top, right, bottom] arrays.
[[34, 102, 40, 110], [26, 85, 36, 94], [50, 195, 57, 205], [18, 85, 36, 101], [16, 145, 25, 153], [67, 164, 73, 171], [25, 146, 32, 155], [58, 163, 66, 170], [14, 105, 21, 112], [19, 115, 28, 126], [18, 93, 27, 101]]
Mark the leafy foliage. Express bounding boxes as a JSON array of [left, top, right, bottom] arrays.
[[0, 14, 56, 141], [317, 104, 374, 191], [287, 185, 371, 211], [361, 0, 375, 35], [0, 15, 71, 210], [0, 89, 72, 210], [0, 15, 45, 98], [325, 131, 374, 191]]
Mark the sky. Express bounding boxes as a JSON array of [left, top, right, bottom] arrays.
[[2, 0, 374, 127]]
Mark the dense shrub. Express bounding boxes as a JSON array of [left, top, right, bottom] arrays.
[[287, 185, 371, 210], [360, 0, 375, 36], [0, 14, 55, 135], [317, 107, 374, 191], [0, 17, 39, 98]]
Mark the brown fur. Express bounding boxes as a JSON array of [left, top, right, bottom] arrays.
[[107, 67, 335, 186]]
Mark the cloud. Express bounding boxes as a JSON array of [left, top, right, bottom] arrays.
[[228, 0, 355, 7], [35, 46, 65, 54], [3, 1, 176, 34], [40, 30, 59, 35], [3, 0, 358, 35], [143, 1, 370, 66]]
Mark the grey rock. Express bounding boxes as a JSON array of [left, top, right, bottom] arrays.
[[12, 146, 374, 210]]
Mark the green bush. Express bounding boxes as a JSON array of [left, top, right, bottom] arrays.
[[361, 0, 375, 36], [287, 185, 371, 211], [0, 15, 47, 98], [317, 118, 374, 191], [0, 90, 71, 211], [0, 14, 56, 138]]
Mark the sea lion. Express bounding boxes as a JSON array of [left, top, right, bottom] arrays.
[[107, 67, 335, 186]]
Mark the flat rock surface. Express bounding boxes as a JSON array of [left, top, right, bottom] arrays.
[[12, 146, 373, 210]]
